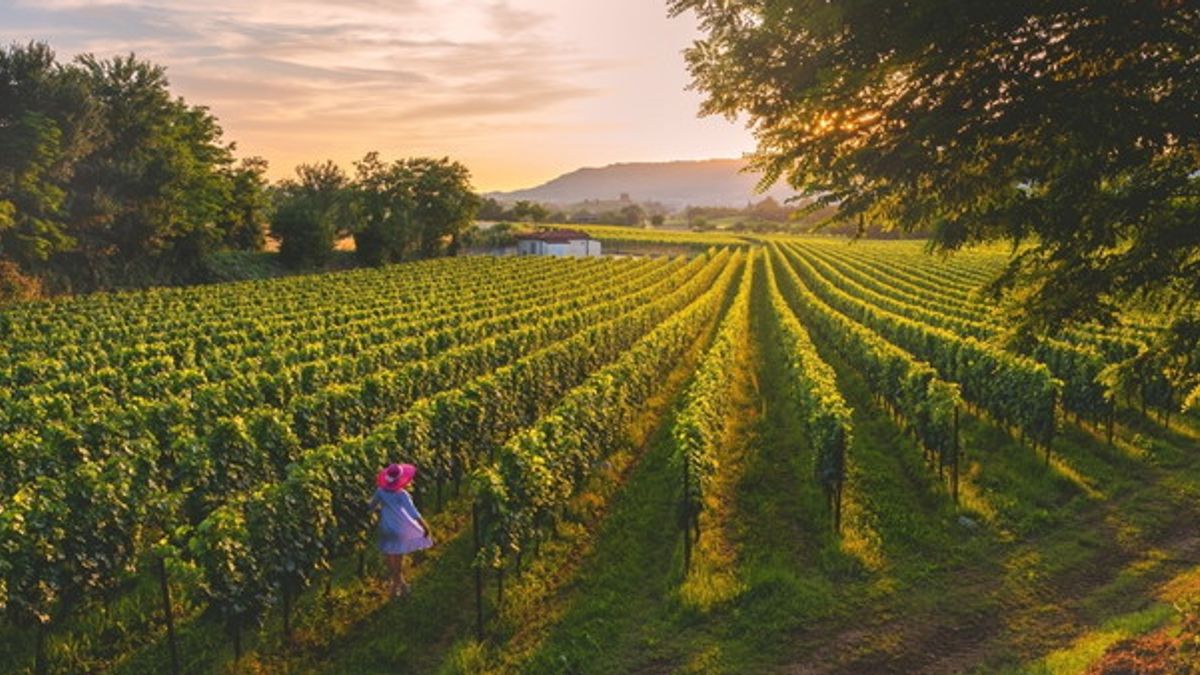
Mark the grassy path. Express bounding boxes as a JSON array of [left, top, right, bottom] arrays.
[[486, 271, 764, 674], [485, 259, 853, 673]]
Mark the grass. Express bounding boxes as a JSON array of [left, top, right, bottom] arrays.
[[1017, 604, 1176, 675]]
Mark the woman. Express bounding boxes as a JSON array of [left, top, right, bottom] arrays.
[[369, 463, 433, 598]]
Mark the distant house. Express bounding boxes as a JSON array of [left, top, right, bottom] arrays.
[[516, 229, 601, 257]]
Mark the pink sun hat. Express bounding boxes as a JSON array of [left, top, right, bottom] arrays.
[[377, 463, 417, 492]]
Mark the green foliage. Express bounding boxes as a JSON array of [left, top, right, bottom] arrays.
[[673, 251, 754, 557], [762, 250, 853, 527], [0, 43, 91, 273], [0, 42, 268, 290], [781, 243, 1059, 447], [510, 200, 549, 224], [350, 154, 480, 264], [217, 157, 271, 251], [674, 0, 1200, 330], [1, 236, 1193, 672], [270, 161, 346, 268], [408, 157, 480, 257], [478, 250, 744, 570], [70, 53, 237, 283], [0, 112, 74, 265], [461, 222, 525, 250], [770, 243, 963, 479], [0, 249, 731, 670]]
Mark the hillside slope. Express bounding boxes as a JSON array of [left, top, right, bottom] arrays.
[[490, 158, 797, 208]]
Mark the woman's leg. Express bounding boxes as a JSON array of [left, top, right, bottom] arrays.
[[397, 555, 410, 595], [384, 554, 401, 596]]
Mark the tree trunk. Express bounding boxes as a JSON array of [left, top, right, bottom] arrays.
[[831, 483, 843, 534], [496, 567, 505, 609], [34, 621, 46, 675], [282, 578, 293, 643], [1107, 406, 1116, 445], [232, 616, 242, 662]]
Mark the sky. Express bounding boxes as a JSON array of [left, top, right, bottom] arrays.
[[1, 0, 757, 191]]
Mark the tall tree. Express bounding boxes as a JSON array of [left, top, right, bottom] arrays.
[[478, 196, 508, 221], [350, 152, 417, 265], [0, 43, 95, 276], [350, 154, 479, 263], [270, 161, 347, 268], [672, 0, 1200, 330], [409, 157, 480, 257], [67, 53, 235, 285], [217, 156, 271, 251]]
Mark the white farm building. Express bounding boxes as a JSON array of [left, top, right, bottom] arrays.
[[515, 229, 601, 257]]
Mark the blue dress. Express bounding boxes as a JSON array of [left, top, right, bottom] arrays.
[[371, 488, 433, 555]]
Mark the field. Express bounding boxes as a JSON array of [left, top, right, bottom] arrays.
[[1, 236, 1198, 674]]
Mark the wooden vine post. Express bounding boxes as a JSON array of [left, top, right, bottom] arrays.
[[951, 406, 961, 505], [472, 500, 484, 642], [157, 556, 181, 675], [682, 464, 692, 572]]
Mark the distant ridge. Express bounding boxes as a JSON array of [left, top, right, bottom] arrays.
[[489, 158, 797, 208]]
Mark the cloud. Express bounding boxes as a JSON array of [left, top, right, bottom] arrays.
[[3, 0, 757, 189], [6, 0, 600, 140], [487, 1, 548, 36]]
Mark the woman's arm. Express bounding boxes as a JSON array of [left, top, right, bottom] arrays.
[[401, 492, 430, 537]]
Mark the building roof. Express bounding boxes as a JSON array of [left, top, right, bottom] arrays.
[[516, 229, 594, 243]]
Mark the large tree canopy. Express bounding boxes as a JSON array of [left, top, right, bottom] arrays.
[[671, 0, 1200, 330], [350, 154, 479, 265], [270, 161, 348, 269], [0, 42, 270, 292]]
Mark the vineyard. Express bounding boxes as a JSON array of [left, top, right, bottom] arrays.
[[1, 236, 1198, 674]]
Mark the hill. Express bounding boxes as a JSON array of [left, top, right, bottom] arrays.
[[489, 158, 798, 208]]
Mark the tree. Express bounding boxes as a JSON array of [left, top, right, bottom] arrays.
[[0, 43, 95, 276], [67, 53, 236, 284], [511, 200, 548, 223], [350, 152, 415, 266], [749, 197, 789, 223], [478, 197, 508, 221], [409, 157, 480, 257], [0, 112, 73, 268], [217, 156, 271, 251], [350, 154, 480, 263], [673, 0, 1200, 330], [620, 204, 646, 226], [650, 214, 665, 227], [270, 162, 347, 268], [0, 43, 264, 291], [350, 154, 479, 264]]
